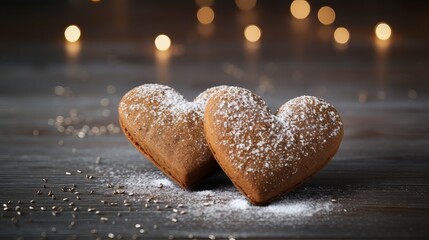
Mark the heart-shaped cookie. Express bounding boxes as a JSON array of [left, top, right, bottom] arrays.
[[204, 87, 344, 205], [119, 84, 228, 189]]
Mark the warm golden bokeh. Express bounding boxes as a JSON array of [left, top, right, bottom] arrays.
[[154, 34, 171, 51], [244, 25, 261, 42], [290, 0, 311, 20], [375, 22, 392, 40], [197, 6, 215, 25], [334, 27, 350, 44], [65, 41, 81, 58], [235, 0, 257, 11], [64, 25, 81, 43], [317, 6, 335, 25]]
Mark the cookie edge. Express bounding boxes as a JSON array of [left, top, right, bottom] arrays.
[[119, 117, 198, 189]]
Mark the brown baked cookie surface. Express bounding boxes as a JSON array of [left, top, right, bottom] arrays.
[[204, 87, 344, 205], [119, 84, 228, 189]]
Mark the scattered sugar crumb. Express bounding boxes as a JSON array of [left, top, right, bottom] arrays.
[[152, 178, 173, 188], [94, 164, 340, 226]]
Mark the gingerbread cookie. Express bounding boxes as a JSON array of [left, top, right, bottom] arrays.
[[204, 87, 344, 205], [119, 84, 228, 189]]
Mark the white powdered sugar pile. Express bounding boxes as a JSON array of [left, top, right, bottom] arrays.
[[94, 163, 338, 226], [228, 198, 332, 217]]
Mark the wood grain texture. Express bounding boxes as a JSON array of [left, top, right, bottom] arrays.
[[1, 0, 429, 239]]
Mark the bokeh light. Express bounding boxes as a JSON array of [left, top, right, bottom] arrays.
[[317, 6, 335, 25], [244, 25, 261, 42], [64, 25, 81, 43], [375, 22, 392, 40], [154, 34, 171, 51], [290, 0, 310, 20], [65, 41, 81, 58], [235, 0, 257, 11], [197, 7, 215, 24], [334, 27, 350, 44]]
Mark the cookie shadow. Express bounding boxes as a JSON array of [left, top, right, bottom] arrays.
[[192, 159, 374, 204], [270, 161, 376, 204], [191, 170, 233, 191]]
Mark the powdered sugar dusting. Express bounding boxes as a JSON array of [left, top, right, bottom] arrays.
[[94, 162, 339, 226], [277, 95, 343, 141], [207, 87, 344, 189], [194, 85, 230, 106], [228, 198, 333, 216], [118, 84, 230, 170], [119, 84, 204, 126], [195, 190, 215, 196], [228, 199, 249, 210], [264, 200, 333, 216], [152, 178, 174, 187]]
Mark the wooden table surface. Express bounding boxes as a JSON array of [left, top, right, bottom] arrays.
[[1, 1, 429, 239]]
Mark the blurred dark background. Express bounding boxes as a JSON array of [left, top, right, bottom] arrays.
[[1, 0, 428, 103]]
